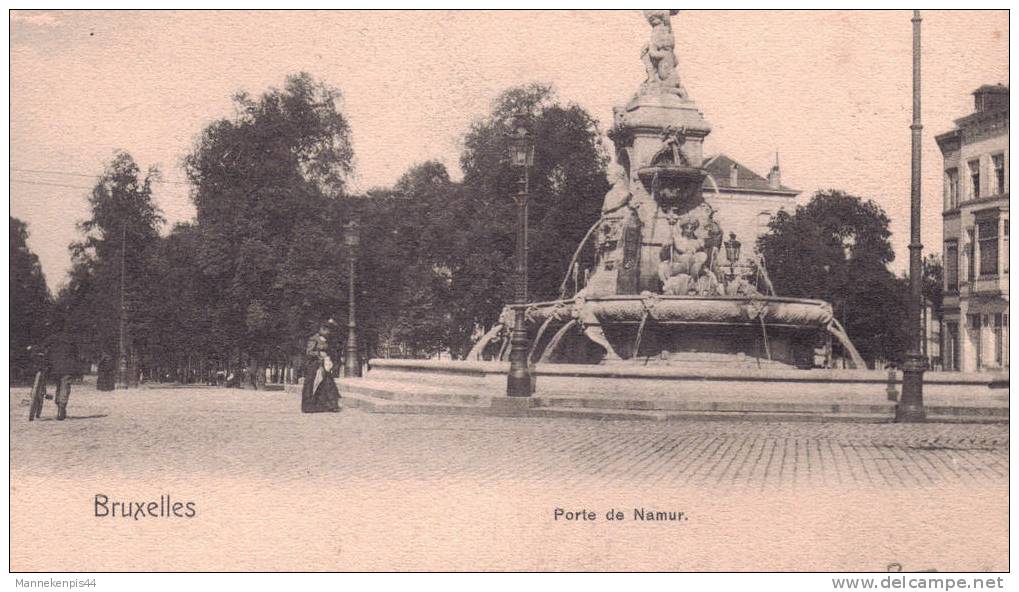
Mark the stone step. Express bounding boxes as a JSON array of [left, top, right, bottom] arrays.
[[532, 394, 895, 416], [341, 379, 1008, 419], [534, 407, 895, 423], [340, 390, 489, 416], [924, 405, 1009, 417], [919, 414, 1009, 425], [341, 381, 490, 406], [338, 385, 1007, 424], [535, 394, 1009, 417]]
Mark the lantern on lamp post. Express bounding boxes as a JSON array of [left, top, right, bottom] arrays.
[[506, 111, 535, 397], [723, 232, 742, 279], [344, 218, 361, 378]]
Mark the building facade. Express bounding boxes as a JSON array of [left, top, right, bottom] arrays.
[[700, 153, 799, 252], [936, 84, 1009, 373]]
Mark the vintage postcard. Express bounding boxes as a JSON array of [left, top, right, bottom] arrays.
[[8, 8, 1009, 581]]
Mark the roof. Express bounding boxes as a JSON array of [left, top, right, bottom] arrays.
[[702, 153, 798, 195], [937, 84, 1009, 146], [973, 83, 1009, 96]]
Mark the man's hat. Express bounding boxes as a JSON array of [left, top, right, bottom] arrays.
[[322, 318, 340, 330]]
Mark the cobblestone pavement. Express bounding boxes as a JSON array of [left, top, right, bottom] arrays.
[[10, 386, 1008, 488], [9, 387, 1009, 571]]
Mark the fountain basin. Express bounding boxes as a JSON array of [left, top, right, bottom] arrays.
[[637, 165, 707, 210], [470, 295, 859, 369], [525, 294, 832, 326]]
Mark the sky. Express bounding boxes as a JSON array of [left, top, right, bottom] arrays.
[[9, 10, 1009, 291]]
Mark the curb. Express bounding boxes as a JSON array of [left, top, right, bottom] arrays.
[[333, 381, 1008, 424]]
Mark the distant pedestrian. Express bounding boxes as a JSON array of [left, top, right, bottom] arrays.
[[26, 344, 49, 421], [96, 352, 116, 391], [44, 328, 78, 420], [301, 319, 341, 413]]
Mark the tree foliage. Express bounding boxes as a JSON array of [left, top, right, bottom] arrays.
[[449, 84, 609, 353], [53, 74, 357, 380], [43, 81, 618, 371], [757, 190, 909, 366], [57, 151, 164, 368], [181, 72, 354, 369], [10, 217, 52, 379], [922, 253, 944, 320]]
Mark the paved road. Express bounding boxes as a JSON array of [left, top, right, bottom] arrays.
[[9, 386, 1009, 571], [10, 386, 1008, 488]]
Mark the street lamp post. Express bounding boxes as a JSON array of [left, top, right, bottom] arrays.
[[897, 9, 927, 422], [506, 112, 535, 397], [723, 232, 742, 280], [344, 219, 362, 378], [117, 222, 129, 388]]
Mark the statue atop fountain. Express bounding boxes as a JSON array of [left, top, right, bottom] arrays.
[[639, 10, 688, 99]]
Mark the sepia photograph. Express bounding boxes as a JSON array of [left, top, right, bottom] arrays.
[[7, 7, 1010, 583]]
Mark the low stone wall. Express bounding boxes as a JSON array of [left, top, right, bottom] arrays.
[[365, 358, 1008, 406]]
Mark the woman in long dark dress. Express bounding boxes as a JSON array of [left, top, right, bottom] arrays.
[[301, 319, 341, 413], [96, 353, 115, 391]]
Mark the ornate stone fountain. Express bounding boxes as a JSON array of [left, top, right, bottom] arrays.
[[469, 10, 863, 369]]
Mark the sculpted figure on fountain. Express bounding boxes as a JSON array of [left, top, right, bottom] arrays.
[[601, 165, 634, 215], [640, 10, 688, 99], [657, 205, 724, 296]]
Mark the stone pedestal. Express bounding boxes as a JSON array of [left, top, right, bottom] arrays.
[[608, 92, 712, 293]]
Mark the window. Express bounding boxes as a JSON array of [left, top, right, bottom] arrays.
[[978, 219, 998, 277], [944, 241, 959, 292], [1005, 314, 1010, 369], [966, 229, 975, 283], [945, 322, 959, 371], [1006, 220, 1010, 274], [969, 159, 981, 199], [993, 313, 1004, 367], [945, 168, 959, 209], [992, 154, 1005, 195]]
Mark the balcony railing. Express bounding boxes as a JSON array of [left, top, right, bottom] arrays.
[[960, 275, 1009, 297]]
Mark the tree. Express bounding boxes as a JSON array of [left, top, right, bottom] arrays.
[[10, 217, 52, 380], [448, 84, 609, 355], [356, 162, 461, 358], [183, 72, 354, 368], [142, 223, 223, 380], [922, 254, 944, 320], [57, 151, 164, 374], [757, 190, 909, 366], [922, 253, 945, 364]]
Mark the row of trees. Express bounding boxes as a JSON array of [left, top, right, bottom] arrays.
[[10, 72, 934, 381], [12, 76, 610, 380]]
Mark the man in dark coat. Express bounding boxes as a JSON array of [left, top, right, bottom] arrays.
[[45, 330, 78, 420]]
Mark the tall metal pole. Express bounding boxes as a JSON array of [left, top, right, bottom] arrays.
[[344, 225, 361, 378], [897, 9, 926, 422], [506, 164, 532, 397], [117, 222, 129, 388]]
